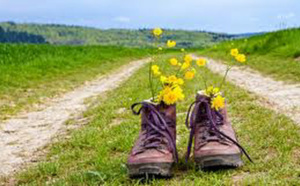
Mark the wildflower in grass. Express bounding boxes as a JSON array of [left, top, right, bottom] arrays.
[[184, 54, 193, 63], [158, 47, 163, 51], [230, 48, 239, 57], [235, 54, 246, 63], [185, 70, 195, 80], [169, 58, 178, 66], [178, 62, 182, 66], [181, 48, 185, 52], [153, 28, 163, 37], [211, 95, 225, 111], [167, 40, 176, 48], [196, 58, 206, 67]]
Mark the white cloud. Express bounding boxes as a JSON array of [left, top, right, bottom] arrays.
[[113, 16, 130, 23]]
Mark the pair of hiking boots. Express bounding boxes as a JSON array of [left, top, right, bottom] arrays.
[[127, 92, 252, 178]]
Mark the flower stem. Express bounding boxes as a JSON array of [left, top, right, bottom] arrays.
[[148, 59, 155, 101], [148, 37, 159, 101], [219, 65, 232, 90], [199, 69, 208, 90]]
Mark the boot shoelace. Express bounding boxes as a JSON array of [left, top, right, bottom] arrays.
[[131, 102, 178, 162], [185, 97, 253, 163]]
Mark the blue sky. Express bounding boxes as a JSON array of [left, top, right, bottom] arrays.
[[0, 0, 299, 33]]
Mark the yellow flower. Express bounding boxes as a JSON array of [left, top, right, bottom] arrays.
[[181, 62, 190, 70], [151, 65, 161, 76], [230, 48, 239, 57], [184, 71, 195, 80], [169, 58, 178, 66], [153, 28, 163, 37], [163, 91, 178, 105], [173, 86, 185, 100], [158, 85, 185, 105], [235, 54, 246, 63], [181, 48, 185, 52], [157, 86, 171, 102], [163, 86, 172, 94], [211, 95, 225, 111], [167, 75, 178, 84], [178, 62, 182, 66], [177, 78, 184, 85], [184, 54, 193, 63], [196, 58, 206, 67], [205, 86, 220, 96], [158, 47, 163, 51], [151, 65, 159, 72], [153, 70, 161, 76], [167, 40, 176, 48], [160, 75, 167, 83]]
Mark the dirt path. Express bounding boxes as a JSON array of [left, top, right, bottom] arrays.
[[0, 58, 150, 177], [192, 54, 300, 125]]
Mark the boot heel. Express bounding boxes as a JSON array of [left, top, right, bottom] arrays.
[[128, 162, 173, 178], [195, 154, 243, 169]]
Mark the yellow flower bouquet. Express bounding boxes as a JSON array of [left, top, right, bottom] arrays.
[[147, 28, 196, 106]]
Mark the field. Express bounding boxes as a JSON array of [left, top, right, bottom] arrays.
[[0, 44, 149, 119], [7, 55, 300, 185], [0, 27, 300, 185]]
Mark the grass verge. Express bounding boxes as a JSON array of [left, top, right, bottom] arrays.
[[6, 55, 300, 185], [200, 28, 300, 83]]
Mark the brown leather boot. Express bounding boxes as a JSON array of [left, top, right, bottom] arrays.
[[127, 101, 178, 178], [185, 92, 252, 168]]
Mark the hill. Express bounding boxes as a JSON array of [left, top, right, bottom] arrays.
[[201, 27, 300, 82], [0, 22, 234, 48]]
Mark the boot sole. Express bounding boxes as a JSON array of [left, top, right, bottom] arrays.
[[195, 154, 243, 169], [127, 162, 173, 178]]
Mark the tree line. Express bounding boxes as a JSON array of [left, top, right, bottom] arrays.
[[0, 26, 46, 44]]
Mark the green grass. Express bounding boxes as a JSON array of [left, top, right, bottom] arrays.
[[200, 28, 300, 82], [0, 44, 149, 119], [8, 55, 300, 185]]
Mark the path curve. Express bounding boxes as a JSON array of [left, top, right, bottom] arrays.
[[192, 54, 300, 125], [0, 58, 150, 176]]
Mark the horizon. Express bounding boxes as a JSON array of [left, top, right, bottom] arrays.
[[1, 20, 296, 35], [1, 0, 299, 34]]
